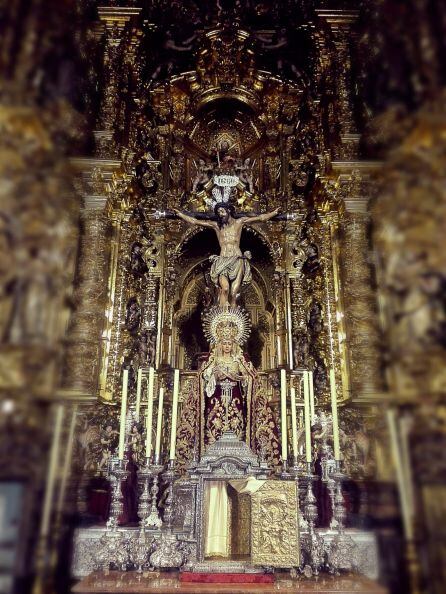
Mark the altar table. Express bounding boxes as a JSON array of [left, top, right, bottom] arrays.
[[72, 570, 388, 594]]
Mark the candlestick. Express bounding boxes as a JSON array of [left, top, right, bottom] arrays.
[[280, 368, 288, 462], [169, 369, 180, 460], [290, 386, 298, 459], [106, 457, 129, 530], [303, 371, 312, 463], [135, 368, 143, 420], [155, 387, 164, 460], [329, 368, 341, 460], [302, 480, 324, 574], [145, 367, 155, 459], [118, 369, 129, 460], [308, 370, 315, 422]]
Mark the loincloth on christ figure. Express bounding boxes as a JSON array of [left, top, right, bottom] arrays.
[[209, 252, 252, 286]]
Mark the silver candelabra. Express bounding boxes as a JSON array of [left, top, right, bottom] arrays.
[[106, 456, 129, 529], [301, 475, 325, 574], [145, 461, 164, 529], [326, 461, 357, 574]]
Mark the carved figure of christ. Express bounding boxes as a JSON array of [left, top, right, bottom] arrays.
[[173, 204, 280, 307]]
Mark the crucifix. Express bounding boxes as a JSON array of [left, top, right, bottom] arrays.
[[165, 202, 285, 307]]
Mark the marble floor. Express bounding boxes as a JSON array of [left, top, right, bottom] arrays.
[[72, 571, 388, 594]]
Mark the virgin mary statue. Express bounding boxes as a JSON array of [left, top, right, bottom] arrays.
[[199, 319, 256, 449], [198, 307, 280, 559]]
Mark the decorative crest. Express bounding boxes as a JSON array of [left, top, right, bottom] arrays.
[[202, 305, 251, 346], [204, 175, 239, 210]]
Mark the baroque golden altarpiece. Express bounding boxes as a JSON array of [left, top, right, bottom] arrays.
[[2, 0, 446, 591], [62, 8, 390, 577]]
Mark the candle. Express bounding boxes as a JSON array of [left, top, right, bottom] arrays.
[[56, 405, 78, 516], [329, 368, 341, 460], [155, 387, 164, 461], [40, 405, 64, 538], [118, 369, 129, 459], [145, 367, 155, 459], [135, 368, 143, 420], [303, 372, 312, 463], [308, 370, 315, 423], [290, 386, 298, 459], [399, 416, 416, 532], [386, 409, 414, 540], [169, 369, 180, 460], [280, 369, 288, 462]]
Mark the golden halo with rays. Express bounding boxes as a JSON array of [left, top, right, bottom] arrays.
[[202, 305, 251, 346]]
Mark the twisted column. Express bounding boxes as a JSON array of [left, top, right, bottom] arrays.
[[341, 212, 383, 399], [273, 271, 288, 368], [95, 7, 141, 157], [62, 203, 111, 395], [332, 27, 357, 137], [317, 10, 359, 160]]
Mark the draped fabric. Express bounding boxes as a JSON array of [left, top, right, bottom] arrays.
[[209, 253, 252, 287], [204, 481, 230, 557], [229, 477, 265, 494], [204, 477, 265, 558]]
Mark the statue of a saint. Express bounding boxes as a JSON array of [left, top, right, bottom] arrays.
[[174, 203, 279, 306]]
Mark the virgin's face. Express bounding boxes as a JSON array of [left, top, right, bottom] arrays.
[[221, 340, 232, 354]]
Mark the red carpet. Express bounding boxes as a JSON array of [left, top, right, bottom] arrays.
[[180, 573, 274, 584]]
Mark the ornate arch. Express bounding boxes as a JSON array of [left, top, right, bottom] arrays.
[[172, 258, 275, 370], [175, 222, 277, 264]]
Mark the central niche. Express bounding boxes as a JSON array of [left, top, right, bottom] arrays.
[[189, 98, 262, 155], [173, 226, 276, 370], [184, 97, 266, 206]]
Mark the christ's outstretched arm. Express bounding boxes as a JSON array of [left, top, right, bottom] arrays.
[[173, 208, 218, 230], [239, 207, 280, 224]]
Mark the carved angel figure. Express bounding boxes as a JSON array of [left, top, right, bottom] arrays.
[[191, 159, 212, 193]]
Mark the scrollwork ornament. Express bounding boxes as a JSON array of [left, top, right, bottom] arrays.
[[128, 527, 155, 573], [95, 529, 130, 572], [326, 528, 357, 575], [149, 531, 187, 569]]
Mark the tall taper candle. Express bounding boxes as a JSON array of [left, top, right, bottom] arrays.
[[329, 368, 341, 460], [145, 367, 155, 459], [118, 369, 129, 459], [169, 369, 180, 460], [280, 368, 288, 462], [40, 405, 64, 538], [386, 409, 414, 540], [308, 370, 315, 422], [154, 387, 164, 461], [290, 386, 298, 459], [303, 372, 312, 463], [135, 368, 142, 420], [56, 405, 78, 516]]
